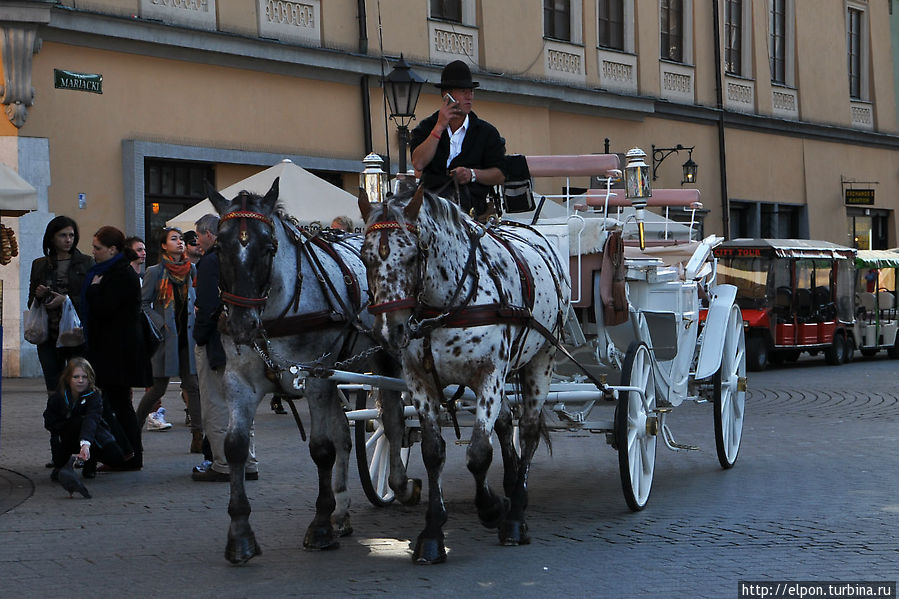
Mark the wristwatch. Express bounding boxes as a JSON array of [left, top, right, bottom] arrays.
[[470, 168, 477, 183]]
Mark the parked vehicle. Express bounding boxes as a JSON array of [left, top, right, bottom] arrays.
[[853, 250, 899, 359], [710, 239, 856, 371]]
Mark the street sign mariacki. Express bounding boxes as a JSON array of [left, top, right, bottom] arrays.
[[54, 69, 102, 94]]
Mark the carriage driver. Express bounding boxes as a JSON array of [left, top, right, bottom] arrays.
[[410, 60, 506, 220]]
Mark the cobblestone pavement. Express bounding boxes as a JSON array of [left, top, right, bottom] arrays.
[[1, 354, 897, 598]]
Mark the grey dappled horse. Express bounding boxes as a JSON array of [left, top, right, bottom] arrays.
[[208, 180, 417, 564], [358, 184, 571, 563]]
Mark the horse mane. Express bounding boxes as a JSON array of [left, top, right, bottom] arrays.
[[380, 186, 466, 232]]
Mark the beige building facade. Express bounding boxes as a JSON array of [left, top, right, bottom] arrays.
[[1, 0, 898, 374]]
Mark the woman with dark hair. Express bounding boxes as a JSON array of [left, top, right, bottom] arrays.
[[138, 227, 202, 452], [43, 357, 129, 480], [82, 225, 152, 470], [27, 215, 94, 394]]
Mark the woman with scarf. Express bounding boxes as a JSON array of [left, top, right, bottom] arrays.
[[137, 227, 202, 453], [82, 226, 151, 470]]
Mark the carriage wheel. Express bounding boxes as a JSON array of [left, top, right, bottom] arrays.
[[615, 341, 657, 512], [353, 389, 410, 507], [713, 305, 746, 469]]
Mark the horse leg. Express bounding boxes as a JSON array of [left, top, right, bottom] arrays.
[[303, 380, 347, 550], [329, 388, 354, 538], [379, 388, 422, 505], [410, 393, 447, 565], [493, 397, 519, 499], [498, 347, 554, 547], [372, 352, 421, 505], [467, 377, 508, 530], [223, 375, 262, 564]]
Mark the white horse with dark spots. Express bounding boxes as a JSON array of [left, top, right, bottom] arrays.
[[358, 184, 571, 564], [207, 179, 416, 564]]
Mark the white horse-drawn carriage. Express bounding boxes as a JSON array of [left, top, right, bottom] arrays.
[[343, 151, 747, 515], [207, 149, 746, 564]]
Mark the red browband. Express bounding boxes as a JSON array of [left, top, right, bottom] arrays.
[[365, 221, 418, 235], [221, 210, 274, 228], [367, 297, 417, 314]]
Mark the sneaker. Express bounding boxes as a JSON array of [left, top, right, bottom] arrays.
[[192, 460, 213, 473], [146, 409, 173, 432], [184, 409, 191, 427]]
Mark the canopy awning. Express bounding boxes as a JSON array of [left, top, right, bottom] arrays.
[[856, 249, 899, 269], [0, 162, 38, 216]]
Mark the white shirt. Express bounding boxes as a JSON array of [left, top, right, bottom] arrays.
[[446, 114, 469, 167]]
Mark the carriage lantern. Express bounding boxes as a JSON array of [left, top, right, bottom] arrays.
[[361, 152, 386, 204], [624, 147, 651, 250]]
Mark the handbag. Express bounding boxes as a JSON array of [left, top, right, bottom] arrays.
[[142, 310, 163, 356], [56, 296, 85, 347], [24, 301, 49, 345]]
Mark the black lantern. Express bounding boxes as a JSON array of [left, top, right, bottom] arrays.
[[651, 144, 698, 185], [384, 54, 425, 175]]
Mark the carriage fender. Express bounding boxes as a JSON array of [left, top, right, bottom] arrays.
[[694, 284, 738, 380]]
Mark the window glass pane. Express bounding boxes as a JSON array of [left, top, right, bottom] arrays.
[[545, 0, 570, 40], [599, 0, 624, 50], [431, 0, 461, 22], [769, 0, 786, 84], [660, 0, 683, 61], [725, 0, 742, 75]]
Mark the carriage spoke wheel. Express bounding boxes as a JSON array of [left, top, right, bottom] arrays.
[[354, 389, 410, 507], [713, 305, 747, 469], [615, 342, 657, 512]]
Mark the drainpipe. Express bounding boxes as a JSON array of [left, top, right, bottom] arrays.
[[358, 0, 373, 154], [712, 0, 731, 239]]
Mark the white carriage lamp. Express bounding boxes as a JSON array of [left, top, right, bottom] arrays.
[[624, 147, 652, 250], [384, 54, 426, 176], [651, 143, 698, 185], [361, 152, 386, 204]]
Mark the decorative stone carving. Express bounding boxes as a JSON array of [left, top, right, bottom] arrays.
[[659, 62, 694, 103], [428, 22, 479, 65], [724, 77, 754, 113], [257, 0, 321, 45], [543, 40, 585, 84], [850, 101, 873, 130], [771, 87, 799, 119], [140, 0, 217, 31], [597, 49, 637, 93], [0, 25, 40, 129]]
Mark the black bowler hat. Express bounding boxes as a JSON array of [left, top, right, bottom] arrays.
[[436, 60, 479, 89]]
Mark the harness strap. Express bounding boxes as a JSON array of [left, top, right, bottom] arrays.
[[262, 310, 346, 338], [487, 229, 535, 311]]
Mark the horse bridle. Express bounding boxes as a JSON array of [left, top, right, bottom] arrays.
[[219, 201, 277, 310], [364, 220, 424, 316]]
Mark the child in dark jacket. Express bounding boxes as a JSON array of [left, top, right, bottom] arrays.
[[43, 357, 129, 479]]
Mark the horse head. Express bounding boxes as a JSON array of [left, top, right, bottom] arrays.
[[207, 178, 280, 346], [358, 185, 426, 351]]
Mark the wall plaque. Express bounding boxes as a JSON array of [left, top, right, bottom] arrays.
[[54, 69, 102, 94]]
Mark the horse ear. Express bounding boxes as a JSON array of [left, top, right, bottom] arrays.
[[403, 185, 424, 220], [262, 177, 280, 212], [357, 187, 371, 222], [206, 181, 230, 216]]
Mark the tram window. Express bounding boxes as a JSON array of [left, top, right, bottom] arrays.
[[717, 257, 771, 310]]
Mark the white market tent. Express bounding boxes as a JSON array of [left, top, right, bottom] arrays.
[[167, 159, 362, 232], [0, 162, 38, 216]]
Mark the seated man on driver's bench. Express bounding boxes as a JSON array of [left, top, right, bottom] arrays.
[[410, 60, 506, 221]]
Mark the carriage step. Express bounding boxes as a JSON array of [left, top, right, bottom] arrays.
[[660, 422, 700, 451]]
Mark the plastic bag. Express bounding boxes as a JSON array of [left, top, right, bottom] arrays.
[[24, 301, 48, 345], [57, 295, 85, 347]]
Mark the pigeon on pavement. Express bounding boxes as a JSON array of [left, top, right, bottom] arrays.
[[57, 456, 91, 499]]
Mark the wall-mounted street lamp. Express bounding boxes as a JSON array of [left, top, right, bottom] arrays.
[[360, 152, 386, 204], [384, 54, 425, 175], [624, 147, 651, 250], [652, 144, 698, 184]]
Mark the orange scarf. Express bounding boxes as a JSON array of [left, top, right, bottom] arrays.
[[157, 252, 192, 309]]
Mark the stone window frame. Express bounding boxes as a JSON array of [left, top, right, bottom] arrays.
[[429, 0, 475, 26], [768, 0, 795, 86], [846, 0, 870, 102], [724, 0, 752, 77]]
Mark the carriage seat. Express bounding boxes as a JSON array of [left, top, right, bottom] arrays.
[[856, 292, 876, 321], [878, 291, 896, 320]]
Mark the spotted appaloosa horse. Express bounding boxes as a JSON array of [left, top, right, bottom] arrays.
[[358, 184, 571, 563], [207, 179, 417, 564]]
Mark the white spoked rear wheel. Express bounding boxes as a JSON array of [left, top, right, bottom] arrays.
[[714, 305, 746, 469], [615, 342, 657, 512], [354, 389, 410, 507]]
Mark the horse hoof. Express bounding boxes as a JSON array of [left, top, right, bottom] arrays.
[[225, 534, 262, 564], [332, 514, 353, 538], [478, 496, 510, 530], [412, 534, 447, 565], [400, 478, 423, 506], [303, 524, 340, 551], [499, 520, 530, 546]]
